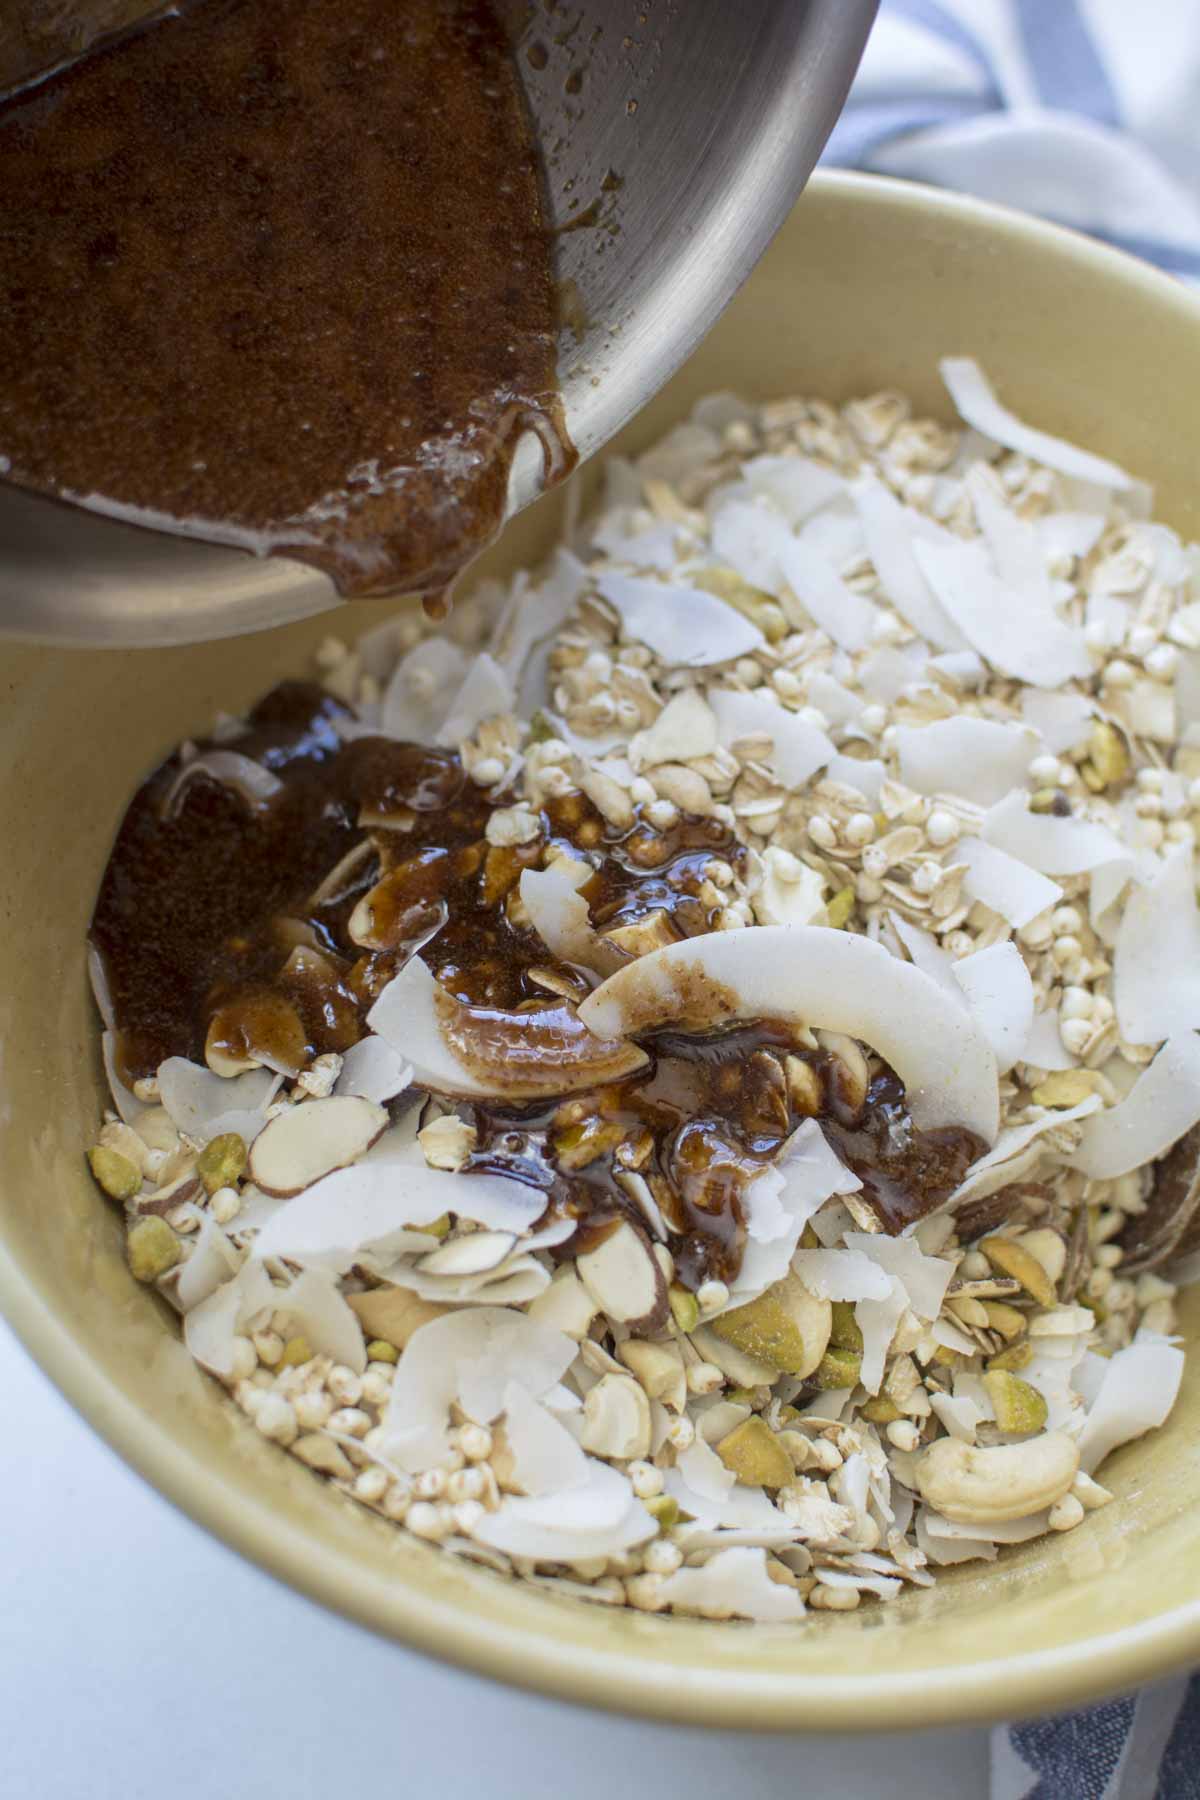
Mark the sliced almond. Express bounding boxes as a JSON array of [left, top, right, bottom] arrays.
[[248, 1095, 388, 1197], [526, 1268, 600, 1340], [416, 1230, 519, 1277], [575, 1219, 668, 1335]]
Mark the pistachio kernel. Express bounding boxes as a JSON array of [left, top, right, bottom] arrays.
[[88, 1144, 141, 1202], [982, 1369, 1049, 1434], [281, 1335, 313, 1367], [196, 1131, 248, 1195], [987, 1341, 1034, 1373], [859, 1395, 903, 1424], [365, 1339, 399, 1364], [826, 886, 856, 929], [127, 1216, 181, 1283], [981, 1236, 1058, 1309], [813, 1346, 863, 1390], [1089, 719, 1129, 787], [668, 1285, 700, 1335], [644, 1495, 680, 1532], [829, 1300, 864, 1352], [716, 1416, 793, 1488]]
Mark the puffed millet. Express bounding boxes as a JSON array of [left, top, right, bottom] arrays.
[[642, 1537, 684, 1576], [229, 1336, 257, 1382], [327, 1406, 371, 1438], [382, 1481, 413, 1522], [354, 1467, 389, 1504], [1048, 1493, 1086, 1532], [665, 1415, 695, 1451], [457, 1423, 493, 1462], [210, 1185, 241, 1225], [625, 1573, 667, 1612], [361, 1366, 394, 1408], [628, 1460, 664, 1499], [294, 1391, 333, 1431], [328, 1366, 363, 1406], [810, 1584, 859, 1611], [405, 1502, 450, 1541], [925, 809, 958, 847], [886, 1420, 920, 1452], [452, 1500, 486, 1537], [254, 1395, 298, 1446], [415, 1468, 448, 1501], [696, 1278, 730, 1315]]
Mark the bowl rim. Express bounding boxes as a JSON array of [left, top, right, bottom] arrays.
[[7, 166, 1200, 1733]]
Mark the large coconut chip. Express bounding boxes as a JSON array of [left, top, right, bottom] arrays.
[[1114, 845, 1200, 1046], [940, 357, 1135, 492], [1067, 1032, 1200, 1179], [579, 925, 999, 1140], [895, 718, 1038, 808], [593, 570, 765, 666]]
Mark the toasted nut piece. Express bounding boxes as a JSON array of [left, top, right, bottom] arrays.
[[601, 910, 681, 958], [710, 1273, 832, 1377], [527, 1267, 600, 1341], [650, 763, 713, 815], [98, 1120, 150, 1174], [1030, 1070, 1104, 1109], [716, 1417, 793, 1489], [249, 1095, 388, 1196], [576, 764, 636, 829], [980, 1301, 1027, 1341], [645, 1495, 680, 1532], [618, 1338, 687, 1410], [813, 1346, 862, 1390], [88, 1145, 141, 1201], [197, 1132, 247, 1196], [784, 1056, 823, 1117], [826, 887, 856, 929], [1089, 720, 1129, 787], [982, 1370, 1048, 1434], [580, 1373, 653, 1461], [668, 1285, 700, 1335], [859, 1396, 903, 1425], [576, 1220, 668, 1334], [691, 1323, 776, 1388], [829, 1300, 864, 1352], [293, 1434, 354, 1478], [1016, 1228, 1067, 1287], [818, 1031, 869, 1116], [987, 1341, 1034, 1373], [417, 1114, 477, 1172], [914, 1431, 1079, 1525], [553, 1117, 628, 1171], [126, 1217, 181, 1283], [981, 1236, 1057, 1308], [348, 1287, 450, 1349]]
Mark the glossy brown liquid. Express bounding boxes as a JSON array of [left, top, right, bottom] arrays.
[[90, 681, 984, 1281], [0, 0, 570, 600]]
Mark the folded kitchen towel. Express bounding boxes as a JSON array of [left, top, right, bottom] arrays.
[[825, 4, 1200, 1795]]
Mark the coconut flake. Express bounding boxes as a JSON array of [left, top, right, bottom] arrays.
[[982, 790, 1126, 877], [628, 687, 718, 770], [790, 1248, 891, 1302], [708, 688, 834, 790], [896, 718, 1038, 807], [1068, 1033, 1200, 1178], [852, 474, 964, 650], [1020, 689, 1095, 755], [593, 570, 765, 666], [1114, 845, 1200, 1046], [1022, 1007, 1080, 1072], [913, 537, 1091, 688], [742, 454, 847, 525], [157, 1058, 277, 1144], [334, 1036, 413, 1104], [939, 357, 1135, 491], [368, 955, 646, 1099], [1036, 512, 1106, 563], [518, 860, 614, 975], [951, 941, 1034, 1073], [1075, 1333, 1184, 1474], [102, 1032, 146, 1124], [87, 944, 114, 1032], [183, 1260, 275, 1377], [161, 750, 283, 819], [846, 1232, 954, 1325], [580, 925, 999, 1140], [948, 1097, 1101, 1207], [889, 914, 959, 998], [750, 846, 827, 930], [380, 637, 468, 741], [657, 1546, 805, 1621], [382, 1306, 576, 1472], [825, 753, 885, 807], [434, 653, 515, 748], [956, 837, 1063, 930], [473, 1456, 655, 1562], [274, 1267, 367, 1372], [173, 1214, 243, 1312], [965, 466, 1054, 608], [732, 1121, 860, 1300], [502, 1379, 589, 1496], [490, 551, 586, 694]]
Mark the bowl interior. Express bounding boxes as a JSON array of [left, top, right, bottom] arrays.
[[5, 171, 1200, 1730]]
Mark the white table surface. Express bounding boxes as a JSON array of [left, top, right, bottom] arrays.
[[1, 1320, 990, 1800]]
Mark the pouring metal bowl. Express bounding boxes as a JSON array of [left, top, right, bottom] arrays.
[[4, 172, 1200, 1730], [0, 0, 875, 646]]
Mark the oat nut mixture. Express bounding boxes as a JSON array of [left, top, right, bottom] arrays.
[[86, 361, 1200, 1621]]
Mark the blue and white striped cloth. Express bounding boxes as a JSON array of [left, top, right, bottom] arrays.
[[824, 4, 1200, 1796]]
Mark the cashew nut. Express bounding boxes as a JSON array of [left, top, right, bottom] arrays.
[[580, 1374, 653, 1461], [914, 1430, 1080, 1525]]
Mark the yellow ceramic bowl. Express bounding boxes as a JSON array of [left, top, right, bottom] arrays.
[[4, 171, 1200, 1731]]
